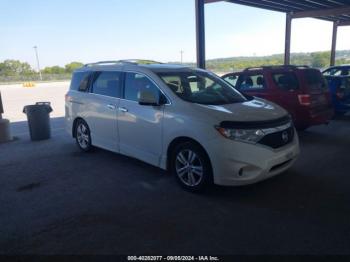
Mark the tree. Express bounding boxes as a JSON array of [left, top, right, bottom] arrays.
[[42, 66, 66, 74], [65, 62, 84, 73], [310, 52, 330, 68], [0, 60, 34, 76]]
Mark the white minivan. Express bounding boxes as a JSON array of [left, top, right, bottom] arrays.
[[65, 60, 299, 191]]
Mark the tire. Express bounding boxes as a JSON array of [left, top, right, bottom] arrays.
[[170, 141, 213, 192], [75, 119, 93, 152]]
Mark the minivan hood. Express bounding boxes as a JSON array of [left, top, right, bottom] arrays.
[[193, 98, 288, 123]]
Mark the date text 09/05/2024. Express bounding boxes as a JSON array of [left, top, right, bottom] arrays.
[[127, 256, 220, 261]]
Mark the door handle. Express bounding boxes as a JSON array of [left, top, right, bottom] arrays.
[[107, 104, 116, 110], [118, 107, 128, 113]]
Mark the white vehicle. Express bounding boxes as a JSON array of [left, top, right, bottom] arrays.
[[65, 60, 299, 191]]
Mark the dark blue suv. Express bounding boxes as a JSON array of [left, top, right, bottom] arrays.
[[323, 65, 350, 115]]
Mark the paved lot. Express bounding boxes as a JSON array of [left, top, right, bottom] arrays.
[[0, 114, 350, 255], [0, 81, 68, 122]]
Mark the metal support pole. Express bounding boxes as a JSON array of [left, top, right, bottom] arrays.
[[330, 21, 338, 66], [0, 92, 3, 120], [284, 13, 292, 65], [33, 46, 43, 81], [0, 91, 12, 143], [196, 0, 206, 69]]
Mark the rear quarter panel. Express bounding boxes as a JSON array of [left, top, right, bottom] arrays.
[[65, 90, 92, 137]]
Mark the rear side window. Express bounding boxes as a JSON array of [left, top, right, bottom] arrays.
[[70, 72, 91, 91], [162, 75, 183, 94], [223, 74, 239, 87], [124, 72, 160, 102], [236, 74, 266, 90], [273, 72, 299, 91], [304, 70, 328, 92], [92, 71, 122, 98]]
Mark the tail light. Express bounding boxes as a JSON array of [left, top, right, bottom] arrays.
[[298, 94, 311, 106]]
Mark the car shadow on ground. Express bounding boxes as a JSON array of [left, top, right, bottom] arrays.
[[207, 170, 343, 209], [6, 116, 350, 210], [297, 115, 350, 146], [203, 117, 350, 213], [3, 116, 350, 254]]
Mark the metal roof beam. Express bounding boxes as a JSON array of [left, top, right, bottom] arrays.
[[204, 0, 224, 3], [203, 0, 350, 27], [292, 6, 350, 19], [339, 21, 350, 26], [222, 0, 289, 12]]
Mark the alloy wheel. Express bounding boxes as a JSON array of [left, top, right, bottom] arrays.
[[175, 149, 204, 187], [76, 123, 90, 150]]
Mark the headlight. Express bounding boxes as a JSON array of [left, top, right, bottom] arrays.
[[216, 127, 265, 143]]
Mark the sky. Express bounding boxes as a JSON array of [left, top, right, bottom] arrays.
[[0, 0, 349, 68]]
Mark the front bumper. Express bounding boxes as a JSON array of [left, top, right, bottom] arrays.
[[205, 132, 300, 186]]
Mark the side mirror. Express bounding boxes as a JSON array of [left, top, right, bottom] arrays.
[[138, 90, 159, 106]]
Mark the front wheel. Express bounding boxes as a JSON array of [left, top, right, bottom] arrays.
[[171, 142, 213, 192], [75, 120, 92, 152]]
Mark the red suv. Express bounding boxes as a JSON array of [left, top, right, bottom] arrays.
[[222, 66, 334, 130]]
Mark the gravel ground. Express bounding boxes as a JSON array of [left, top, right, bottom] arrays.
[[0, 81, 69, 122]]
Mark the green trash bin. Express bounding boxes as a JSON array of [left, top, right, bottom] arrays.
[[23, 102, 53, 141]]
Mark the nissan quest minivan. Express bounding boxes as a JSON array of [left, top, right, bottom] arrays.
[[65, 60, 300, 191]]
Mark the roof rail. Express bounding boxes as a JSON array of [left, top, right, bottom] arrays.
[[243, 65, 310, 71], [269, 65, 310, 69], [84, 59, 163, 67], [84, 61, 122, 67], [118, 59, 163, 65], [291, 65, 310, 69], [244, 67, 265, 71]]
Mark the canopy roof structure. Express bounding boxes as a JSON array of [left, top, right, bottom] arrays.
[[206, 0, 350, 25], [196, 0, 350, 68]]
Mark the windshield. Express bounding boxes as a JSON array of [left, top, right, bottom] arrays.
[[323, 67, 350, 76], [157, 70, 247, 105]]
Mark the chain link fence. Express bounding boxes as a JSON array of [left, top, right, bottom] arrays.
[[0, 74, 72, 84]]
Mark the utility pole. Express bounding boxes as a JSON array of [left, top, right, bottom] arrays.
[[180, 50, 184, 64], [33, 46, 43, 81]]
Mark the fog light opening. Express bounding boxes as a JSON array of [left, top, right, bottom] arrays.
[[238, 168, 244, 177]]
